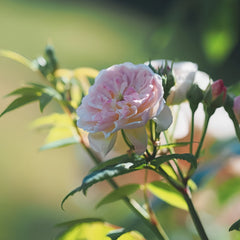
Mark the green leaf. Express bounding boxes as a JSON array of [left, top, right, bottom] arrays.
[[39, 137, 79, 151], [217, 177, 240, 205], [56, 219, 114, 240], [107, 228, 145, 240], [55, 219, 145, 240], [39, 93, 53, 112], [0, 95, 39, 117], [96, 184, 140, 208], [6, 87, 41, 97], [89, 154, 132, 173], [229, 219, 240, 232], [0, 49, 36, 70], [147, 181, 188, 211], [159, 142, 191, 150], [61, 160, 146, 209], [152, 153, 197, 168]]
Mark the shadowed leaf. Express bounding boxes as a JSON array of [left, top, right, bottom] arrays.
[[229, 219, 240, 232]]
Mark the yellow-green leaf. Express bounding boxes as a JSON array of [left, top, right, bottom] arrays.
[[147, 181, 188, 211]]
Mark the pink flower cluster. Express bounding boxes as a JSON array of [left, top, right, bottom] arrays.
[[77, 62, 172, 155]]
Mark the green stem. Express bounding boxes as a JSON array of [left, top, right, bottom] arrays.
[[157, 166, 209, 240], [190, 111, 195, 154], [163, 132, 185, 182], [182, 191, 209, 240], [195, 113, 210, 160], [143, 169, 169, 240]]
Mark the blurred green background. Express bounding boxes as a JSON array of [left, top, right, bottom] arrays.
[[1, 0, 240, 239]]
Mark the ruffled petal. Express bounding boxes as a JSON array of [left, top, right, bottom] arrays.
[[153, 104, 173, 132], [88, 132, 117, 155], [124, 127, 148, 154]]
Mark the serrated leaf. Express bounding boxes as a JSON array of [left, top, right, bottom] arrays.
[[39, 93, 53, 112], [89, 154, 131, 173], [107, 228, 145, 240], [61, 160, 146, 209], [229, 219, 240, 232], [147, 181, 188, 211], [39, 137, 79, 151], [152, 153, 197, 168], [0, 95, 39, 117], [96, 184, 140, 209]]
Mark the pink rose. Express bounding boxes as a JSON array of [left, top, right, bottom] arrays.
[[77, 62, 172, 155], [233, 96, 240, 123], [211, 79, 227, 102]]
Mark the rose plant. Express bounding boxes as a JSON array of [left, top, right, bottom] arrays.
[[1, 47, 240, 240]]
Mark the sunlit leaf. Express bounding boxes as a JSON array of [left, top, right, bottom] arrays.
[[0, 49, 36, 70], [31, 113, 73, 129], [74, 67, 99, 95], [96, 184, 140, 208], [55, 69, 73, 82], [229, 219, 240, 232], [217, 177, 240, 205], [56, 219, 145, 240], [159, 142, 190, 150], [56, 219, 114, 240], [187, 179, 198, 191], [0, 95, 39, 117], [39, 136, 79, 151], [107, 228, 145, 240], [147, 181, 188, 211], [61, 160, 146, 209]]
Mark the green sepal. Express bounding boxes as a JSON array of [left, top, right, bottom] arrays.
[[96, 184, 140, 209], [229, 219, 240, 231]]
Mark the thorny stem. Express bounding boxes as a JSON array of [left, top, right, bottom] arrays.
[[63, 104, 167, 240]]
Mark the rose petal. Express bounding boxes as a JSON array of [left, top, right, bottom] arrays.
[[124, 127, 148, 154], [88, 132, 117, 155], [153, 104, 173, 132]]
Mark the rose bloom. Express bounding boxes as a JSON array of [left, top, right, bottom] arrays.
[[77, 62, 172, 155], [233, 96, 240, 123]]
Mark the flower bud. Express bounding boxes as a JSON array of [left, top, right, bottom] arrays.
[[204, 79, 227, 115], [186, 84, 203, 113], [233, 96, 240, 123]]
